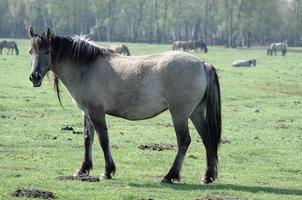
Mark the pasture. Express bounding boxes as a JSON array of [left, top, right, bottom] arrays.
[[0, 40, 301, 200]]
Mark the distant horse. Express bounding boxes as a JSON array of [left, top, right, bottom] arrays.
[[172, 40, 208, 53], [0, 40, 19, 55], [28, 27, 221, 184], [194, 39, 208, 53], [172, 41, 185, 50], [268, 41, 287, 56], [0, 40, 7, 54], [232, 59, 256, 67], [110, 44, 130, 56]]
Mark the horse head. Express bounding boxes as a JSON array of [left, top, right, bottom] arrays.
[[28, 27, 53, 87]]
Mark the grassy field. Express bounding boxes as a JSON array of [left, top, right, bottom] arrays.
[[0, 39, 301, 200]]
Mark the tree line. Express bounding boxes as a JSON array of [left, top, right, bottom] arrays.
[[0, 0, 301, 47]]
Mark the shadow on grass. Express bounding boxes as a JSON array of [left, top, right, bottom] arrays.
[[128, 182, 302, 196]]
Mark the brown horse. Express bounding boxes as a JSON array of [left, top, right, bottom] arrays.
[[172, 40, 208, 53], [110, 44, 130, 56], [28, 27, 221, 184]]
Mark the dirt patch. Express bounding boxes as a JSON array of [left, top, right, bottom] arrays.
[[61, 125, 74, 131], [138, 143, 176, 151], [220, 138, 231, 144], [0, 115, 8, 119], [12, 188, 55, 199], [61, 125, 82, 134], [188, 155, 198, 159], [111, 144, 120, 149], [156, 122, 173, 127], [71, 131, 82, 134], [197, 197, 245, 200], [56, 175, 100, 182]]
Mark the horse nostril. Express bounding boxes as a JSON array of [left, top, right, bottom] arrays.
[[29, 73, 42, 82], [36, 74, 42, 81]]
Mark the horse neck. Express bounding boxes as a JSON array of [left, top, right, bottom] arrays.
[[51, 59, 85, 95]]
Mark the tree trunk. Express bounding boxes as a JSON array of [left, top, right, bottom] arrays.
[[133, 0, 145, 42], [193, 19, 201, 40], [204, 0, 209, 42], [154, 0, 161, 44], [107, 0, 116, 41], [162, 0, 169, 43]]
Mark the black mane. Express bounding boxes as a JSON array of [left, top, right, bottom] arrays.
[[51, 35, 113, 64]]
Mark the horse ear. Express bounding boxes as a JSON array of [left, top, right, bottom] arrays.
[[28, 26, 35, 38], [45, 27, 52, 40]]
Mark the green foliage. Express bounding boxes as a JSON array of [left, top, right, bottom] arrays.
[[0, 0, 302, 45], [0, 40, 301, 199]]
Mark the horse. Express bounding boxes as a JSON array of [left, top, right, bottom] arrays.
[[194, 39, 208, 53], [0, 40, 7, 54], [172, 41, 185, 50], [172, 40, 208, 53], [110, 44, 130, 56], [0, 40, 19, 55], [232, 59, 256, 67], [28, 27, 221, 184], [268, 41, 287, 56]]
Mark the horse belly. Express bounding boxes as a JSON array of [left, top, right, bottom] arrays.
[[106, 97, 168, 120]]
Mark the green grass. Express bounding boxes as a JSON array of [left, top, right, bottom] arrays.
[[0, 39, 301, 200]]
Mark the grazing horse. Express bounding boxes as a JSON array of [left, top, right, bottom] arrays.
[[0, 40, 19, 55], [172, 41, 185, 50], [110, 44, 130, 56], [232, 59, 256, 67], [28, 27, 221, 184], [268, 41, 287, 56], [0, 40, 7, 54], [172, 40, 208, 53], [194, 39, 208, 53]]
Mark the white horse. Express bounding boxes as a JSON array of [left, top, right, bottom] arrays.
[[268, 40, 287, 56]]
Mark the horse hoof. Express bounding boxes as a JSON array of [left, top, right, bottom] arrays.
[[101, 172, 113, 180], [201, 176, 214, 184], [160, 177, 173, 184], [73, 169, 88, 177]]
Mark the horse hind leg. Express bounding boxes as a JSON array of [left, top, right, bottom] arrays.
[[190, 103, 218, 184], [73, 115, 95, 177], [161, 110, 191, 183]]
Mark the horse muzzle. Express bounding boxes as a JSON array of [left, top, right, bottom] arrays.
[[29, 72, 42, 87]]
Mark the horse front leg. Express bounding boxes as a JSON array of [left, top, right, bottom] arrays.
[[73, 115, 95, 177], [88, 110, 116, 179]]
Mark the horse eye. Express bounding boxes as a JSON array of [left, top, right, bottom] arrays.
[[29, 49, 33, 55]]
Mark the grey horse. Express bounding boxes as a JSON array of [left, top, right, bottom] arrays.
[[28, 27, 221, 184]]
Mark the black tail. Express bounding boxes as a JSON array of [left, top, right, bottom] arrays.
[[204, 63, 221, 179]]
